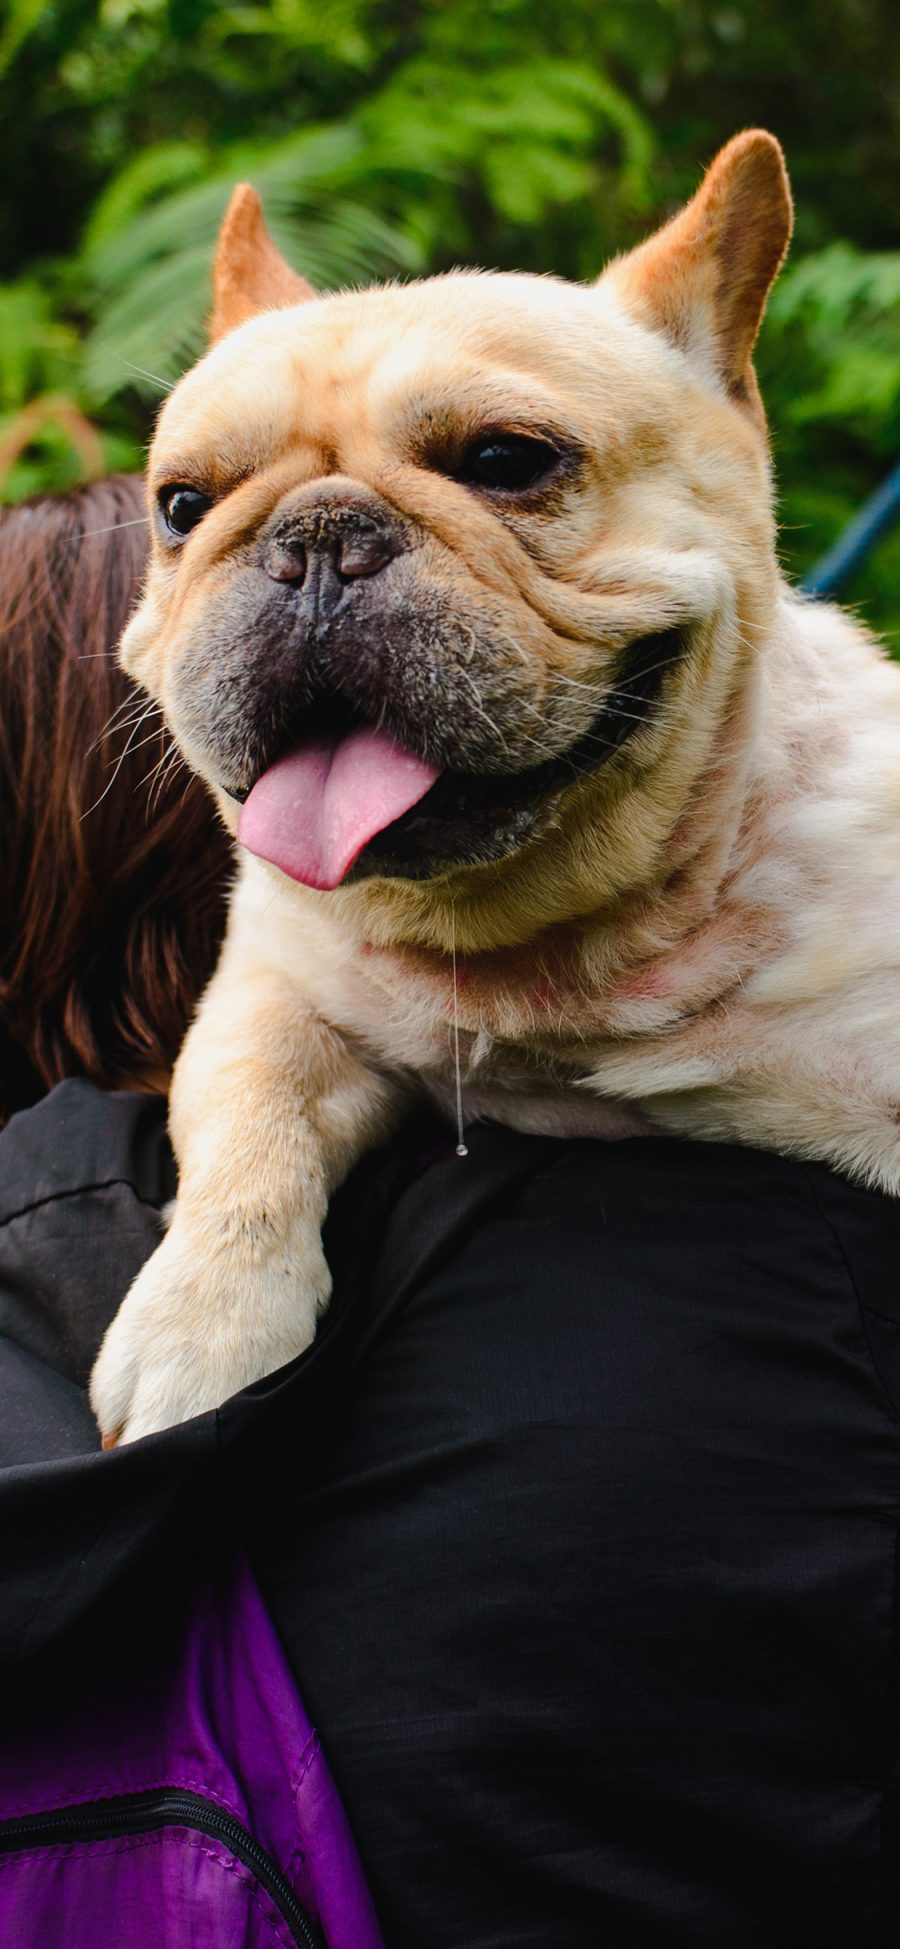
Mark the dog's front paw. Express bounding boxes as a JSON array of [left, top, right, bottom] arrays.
[[89, 1212, 332, 1445]]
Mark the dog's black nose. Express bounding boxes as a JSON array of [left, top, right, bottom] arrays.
[[263, 507, 400, 592], [260, 482, 413, 628], [265, 529, 397, 586]]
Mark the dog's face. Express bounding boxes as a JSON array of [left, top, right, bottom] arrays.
[[123, 132, 791, 945]]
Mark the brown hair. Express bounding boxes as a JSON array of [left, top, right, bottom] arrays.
[[0, 475, 231, 1124]]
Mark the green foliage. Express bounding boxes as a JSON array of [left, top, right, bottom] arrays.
[[766, 246, 900, 447], [0, 280, 79, 407], [0, 0, 47, 79], [0, 0, 897, 639], [759, 245, 900, 645]]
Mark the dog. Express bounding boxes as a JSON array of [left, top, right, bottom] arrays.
[[90, 129, 900, 1445]]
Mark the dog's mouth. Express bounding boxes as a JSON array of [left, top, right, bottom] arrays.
[[236, 704, 440, 889], [234, 627, 682, 887]]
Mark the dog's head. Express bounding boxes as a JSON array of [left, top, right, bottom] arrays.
[[123, 131, 791, 948]]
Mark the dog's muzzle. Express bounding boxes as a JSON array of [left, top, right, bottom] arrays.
[[170, 477, 685, 886]]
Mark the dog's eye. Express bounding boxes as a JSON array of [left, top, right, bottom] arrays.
[[455, 435, 558, 493], [159, 485, 213, 538]]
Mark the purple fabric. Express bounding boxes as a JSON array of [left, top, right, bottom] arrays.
[[0, 1833, 305, 1947], [0, 1555, 384, 1949]]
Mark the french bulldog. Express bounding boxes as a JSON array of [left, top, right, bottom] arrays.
[[91, 131, 900, 1444]]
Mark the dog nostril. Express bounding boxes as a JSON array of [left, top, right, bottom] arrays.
[[265, 539, 307, 584], [337, 531, 395, 580]]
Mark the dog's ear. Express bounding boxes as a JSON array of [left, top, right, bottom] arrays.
[[603, 131, 792, 423], [210, 184, 316, 343]]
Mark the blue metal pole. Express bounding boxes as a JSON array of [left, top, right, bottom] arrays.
[[801, 457, 900, 597]]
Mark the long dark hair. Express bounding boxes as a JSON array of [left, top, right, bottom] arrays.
[[0, 475, 231, 1123]]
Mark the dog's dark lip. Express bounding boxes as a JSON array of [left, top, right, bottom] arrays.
[[224, 626, 683, 871]]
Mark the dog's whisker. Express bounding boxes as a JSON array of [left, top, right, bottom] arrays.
[[136, 735, 180, 795], [90, 707, 155, 758], [90, 696, 162, 755], [549, 643, 684, 714], [109, 707, 162, 744], [119, 359, 175, 394], [148, 762, 184, 817], [145, 742, 188, 816], [139, 744, 174, 804], [177, 775, 201, 815], [115, 725, 169, 768], [81, 706, 164, 818], [96, 691, 155, 731], [106, 699, 162, 744], [456, 668, 516, 760], [549, 671, 610, 697], [584, 704, 659, 729], [71, 517, 151, 540]]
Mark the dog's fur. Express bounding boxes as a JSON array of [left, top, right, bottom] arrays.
[[91, 132, 900, 1443]]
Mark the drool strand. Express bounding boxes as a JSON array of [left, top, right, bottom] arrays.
[[450, 906, 469, 1158]]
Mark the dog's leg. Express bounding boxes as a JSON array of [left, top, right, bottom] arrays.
[[89, 936, 404, 1444]]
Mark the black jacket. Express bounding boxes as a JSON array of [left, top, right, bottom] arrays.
[[3, 1078, 900, 1946]]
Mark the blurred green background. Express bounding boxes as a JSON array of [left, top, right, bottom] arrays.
[[1, 0, 898, 642]]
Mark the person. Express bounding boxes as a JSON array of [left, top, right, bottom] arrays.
[[0, 474, 230, 1121], [0, 480, 383, 1948], [2, 481, 900, 1948]]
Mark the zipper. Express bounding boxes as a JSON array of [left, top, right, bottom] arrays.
[[0, 1786, 325, 1948]]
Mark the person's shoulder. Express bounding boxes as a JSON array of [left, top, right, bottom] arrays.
[[0, 1082, 176, 1403], [0, 1080, 174, 1229]]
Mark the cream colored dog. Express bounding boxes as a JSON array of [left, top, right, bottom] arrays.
[[91, 131, 900, 1445]]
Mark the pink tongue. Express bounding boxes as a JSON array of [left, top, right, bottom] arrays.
[[237, 725, 440, 889]]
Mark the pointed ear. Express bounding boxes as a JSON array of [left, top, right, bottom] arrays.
[[210, 184, 317, 344], [603, 131, 792, 420]]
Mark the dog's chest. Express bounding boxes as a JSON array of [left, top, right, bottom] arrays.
[[326, 940, 667, 1138], [280, 913, 600, 1092], [347, 937, 592, 1082], [262, 880, 768, 1100]]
